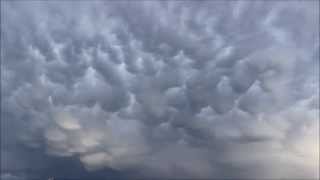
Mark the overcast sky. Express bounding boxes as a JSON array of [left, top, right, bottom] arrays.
[[1, 1, 319, 179]]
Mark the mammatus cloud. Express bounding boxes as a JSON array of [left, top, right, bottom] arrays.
[[1, 1, 319, 179]]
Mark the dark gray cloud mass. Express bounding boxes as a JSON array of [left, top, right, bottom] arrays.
[[1, 1, 319, 179]]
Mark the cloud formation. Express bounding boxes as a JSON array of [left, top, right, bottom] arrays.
[[1, 1, 319, 179]]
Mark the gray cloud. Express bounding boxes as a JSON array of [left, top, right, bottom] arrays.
[[1, 1, 319, 179]]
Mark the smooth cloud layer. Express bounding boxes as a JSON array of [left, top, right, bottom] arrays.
[[1, 1, 319, 179]]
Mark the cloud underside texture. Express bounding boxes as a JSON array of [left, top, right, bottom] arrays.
[[1, 1, 319, 179]]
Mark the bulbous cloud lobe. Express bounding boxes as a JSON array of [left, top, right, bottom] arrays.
[[1, 1, 319, 179]]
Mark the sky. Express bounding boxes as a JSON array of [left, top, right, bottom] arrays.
[[1, 1, 319, 179]]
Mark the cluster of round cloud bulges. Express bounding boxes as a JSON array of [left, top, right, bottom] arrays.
[[1, 1, 319, 179]]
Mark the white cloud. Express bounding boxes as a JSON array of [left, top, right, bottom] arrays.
[[1, 1, 318, 178]]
